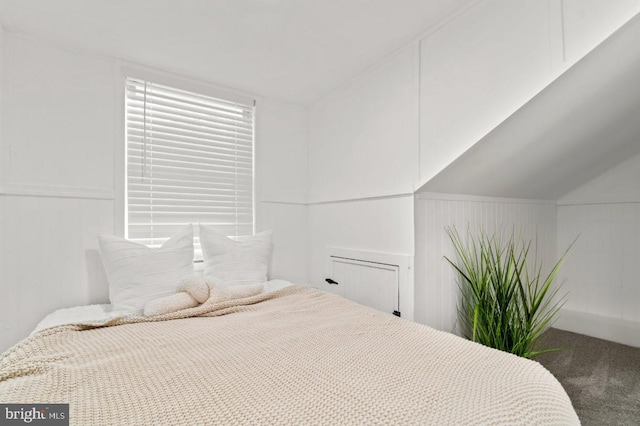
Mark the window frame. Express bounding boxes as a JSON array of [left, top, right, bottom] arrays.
[[115, 64, 257, 243]]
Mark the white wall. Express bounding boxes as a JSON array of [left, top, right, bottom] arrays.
[[414, 194, 557, 333], [0, 32, 309, 352], [256, 100, 308, 204], [0, 26, 5, 342], [562, 0, 640, 64], [308, 195, 415, 294], [306, 0, 640, 324], [2, 35, 115, 193], [0, 34, 116, 352], [560, 154, 640, 205], [255, 99, 309, 285], [3, 0, 637, 351], [418, 0, 640, 184], [418, 9, 640, 200], [556, 155, 640, 346], [306, 43, 418, 301], [308, 45, 419, 203], [0, 25, 3, 185], [419, 0, 557, 182]]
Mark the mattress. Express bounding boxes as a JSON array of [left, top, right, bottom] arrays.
[[0, 285, 579, 425]]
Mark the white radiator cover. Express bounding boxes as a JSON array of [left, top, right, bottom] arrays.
[[324, 247, 414, 321]]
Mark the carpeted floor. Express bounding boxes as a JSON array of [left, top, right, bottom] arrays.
[[536, 328, 640, 426]]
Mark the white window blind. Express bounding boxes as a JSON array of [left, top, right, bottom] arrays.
[[125, 77, 254, 248]]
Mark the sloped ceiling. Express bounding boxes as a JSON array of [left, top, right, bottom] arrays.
[[0, 0, 476, 105], [560, 153, 640, 203], [418, 13, 640, 200]]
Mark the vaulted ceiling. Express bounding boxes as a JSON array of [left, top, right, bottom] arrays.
[[0, 0, 476, 105], [418, 12, 640, 200]]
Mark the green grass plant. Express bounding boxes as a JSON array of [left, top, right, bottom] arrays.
[[444, 227, 573, 359]]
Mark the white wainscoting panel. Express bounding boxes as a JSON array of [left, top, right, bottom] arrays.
[[257, 201, 308, 286], [0, 195, 114, 353], [557, 203, 640, 328], [555, 308, 640, 348], [414, 193, 557, 334], [554, 152, 640, 346], [308, 195, 414, 297]]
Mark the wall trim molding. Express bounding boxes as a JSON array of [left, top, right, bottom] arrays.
[[0, 183, 114, 200], [260, 200, 308, 206], [305, 191, 556, 206], [558, 196, 640, 206], [555, 308, 640, 348], [307, 191, 415, 206], [416, 191, 557, 205]]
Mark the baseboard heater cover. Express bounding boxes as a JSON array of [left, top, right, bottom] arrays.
[[325, 247, 414, 321]]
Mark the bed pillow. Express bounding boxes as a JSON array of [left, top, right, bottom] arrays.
[[98, 225, 195, 313], [199, 225, 273, 287]]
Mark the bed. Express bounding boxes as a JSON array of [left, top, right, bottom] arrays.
[[0, 281, 579, 425], [1, 225, 579, 424]]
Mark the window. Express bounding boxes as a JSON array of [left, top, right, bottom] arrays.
[[125, 77, 255, 249]]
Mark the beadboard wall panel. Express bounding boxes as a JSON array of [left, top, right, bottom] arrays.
[[257, 201, 309, 285], [414, 194, 557, 334], [0, 195, 113, 352], [557, 202, 640, 323], [554, 154, 640, 346]]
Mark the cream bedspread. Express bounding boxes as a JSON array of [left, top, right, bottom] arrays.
[[0, 285, 579, 425]]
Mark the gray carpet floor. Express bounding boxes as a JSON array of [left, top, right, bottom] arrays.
[[536, 328, 640, 426]]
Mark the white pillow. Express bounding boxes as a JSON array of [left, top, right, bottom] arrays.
[[98, 225, 194, 313], [199, 225, 273, 287]]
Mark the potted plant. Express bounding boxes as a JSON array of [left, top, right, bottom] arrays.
[[444, 227, 573, 359]]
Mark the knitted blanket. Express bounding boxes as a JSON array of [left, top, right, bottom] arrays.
[[0, 286, 579, 425]]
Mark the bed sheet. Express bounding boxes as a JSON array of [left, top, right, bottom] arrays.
[[31, 279, 293, 334]]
